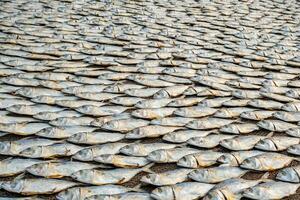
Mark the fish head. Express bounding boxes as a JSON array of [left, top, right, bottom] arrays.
[[287, 128, 300, 137], [220, 138, 236, 150], [103, 85, 117, 93], [281, 104, 293, 112], [173, 108, 186, 116], [76, 105, 90, 113], [135, 100, 145, 108], [153, 90, 169, 99], [68, 132, 87, 143], [213, 110, 228, 118], [125, 129, 142, 139], [71, 169, 91, 181], [95, 154, 113, 163], [2, 180, 25, 193], [257, 120, 272, 130], [183, 87, 196, 95], [15, 88, 32, 97], [101, 121, 118, 130], [272, 111, 285, 120], [240, 111, 254, 120], [277, 168, 300, 183], [56, 187, 79, 200], [177, 155, 197, 168], [220, 124, 238, 134], [147, 150, 167, 162], [187, 137, 204, 146], [0, 142, 10, 154], [203, 190, 226, 200], [242, 186, 262, 199], [286, 90, 298, 98], [151, 186, 174, 199], [7, 105, 23, 113], [27, 163, 49, 176], [186, 120, 198, 129], [240, 157, 260, 170], [36, 127, 56, 137], [255, 139, 276, 151], [110, 97, 122, 104], [140, 173, 158, 185], [162, 133, 178, 142], [120, 144, 138, 156], [72, 149, 93, 161], [217, 154, 238, 166], [232, 90, 244, 98], [287, 145, 300, 155], [20, 146, 42, 158], [188, 169, 208, 181]]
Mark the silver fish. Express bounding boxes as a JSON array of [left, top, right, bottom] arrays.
[[36, 126, 96, 139], [141, 168, 192, 186], [125, 125, 181, 139], [131, 108, 176, 119], [163, 130, 214, 143], [178, 151, 225, 168], [243, 181, 300, 200], [186, 118, 236, 130], [257, 120, 298, 132], [220, 123, 259, 134], [188, 134, 235, 148], [87, 192, 152, 200], [120, 143, 177, 157], [101, 118, 149, 132], [174, 107, 217, 118], [217, 150, 265, 166], [151, 182, 214, 200], [2, 178, 79, 195], [67, 131, 125, 144], [287, 144, 300, 156], [189, 166, 248, 183], [95, 154, 150, 168], [255, 136, 300, 151]]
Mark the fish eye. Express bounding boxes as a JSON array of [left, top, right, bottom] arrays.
[[157, 188, 163, 193]]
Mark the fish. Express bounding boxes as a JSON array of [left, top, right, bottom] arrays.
[[101, 118, 149, 132], [153, 85, 189, 98], [2, 178, 79, 195], [151, 182, 214, 200], [177, 151, 225, 168], [75, 92, 122, 101], [55, 100, 105, 108], [147, 147, 200, 163], [220, 123, 259, 134], [287, 144, 300, 156], [0, 98, 34, 109], [141, 168, 192, 186], [282, 102, 300, 111], [174, 107, 217, 118], [57, 185, 138, 200], [248, 99, 283, 109], [203, 178, 268, 200], [188, 134, 235, 148], [125, 125, 181, 139], [33, 110, 82, 121], [167, 97, 206, 107], [163, 130, 214, 143], [50, 116, 94, 126], [71, 164, 153, 185], [67, 131, 124, 145], [62, 85, 107, 94], [36, 126, 96, 139], [243, 181, 300, 200], [261, 92, 298, 103], [75, 105, 128, 116], [94, 154, 150, 168], [20, 142, 83, 158], [131, 108, 176, 119], [120, 143, 178, 157], [232, 90, 261, 99], [222, 99, 250, 107], [0, 157, 43, 177], [124, 88, 161, 97], [240, 110, 275, 120], [73, 143, 129, 161], [186, 118, 236, 130], [103, 84, 144, 93], [217, 150, 265, 166], [214, 107, 256, 118], [110, 97, 144, 106], [240, 153, 300, 171], [26, 161, 102, 178], [15, 87, 63, 98], [277, 165, 300, 183], [255, 136, 300, 151], [6, 104, 65, 115], [135, 98, 173, 108], [273, 111, 300, 122], [0, 137, 59, 156], [198, 97, 232, 107], [183, 86, 208, 95], [257, 120, 298, 132], [0, 115, 37, 124], [0, 122, 50, 135], [220, 134, 272, 151], [86, 192, 152, 200], [91, 113, 132, 127], [189, 166, 248, 183], [287, 127, 300, 137]]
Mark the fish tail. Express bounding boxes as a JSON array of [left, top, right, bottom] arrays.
[[131, 183, 146, 192], [266, 132, 274, 137], [141, 163, 154, 173]]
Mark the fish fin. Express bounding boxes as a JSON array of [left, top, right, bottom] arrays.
[[13, 172, 25, 181], [267, 132, 274, 137], [260, 172, 273, 182], [293, 157, 300, 162], [176, 143, 187, 148], [141, 163, 154, 173], [131, 183, 146, 192]]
